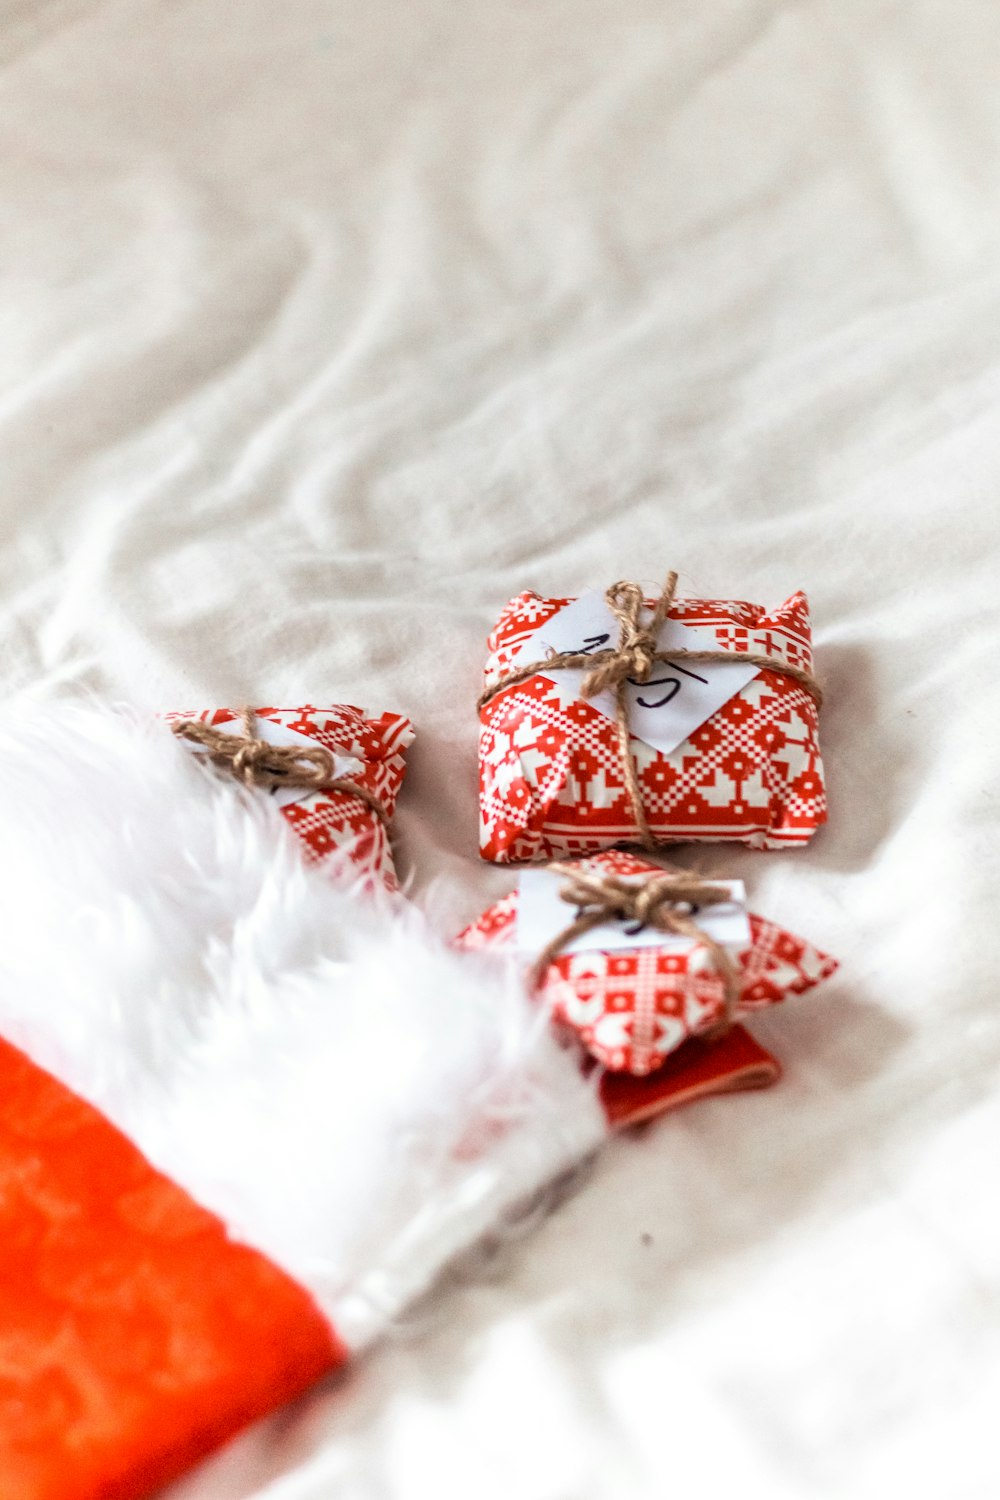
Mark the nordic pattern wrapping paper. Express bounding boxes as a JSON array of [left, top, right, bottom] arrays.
[[478, 588, 826, 861], [167, 703, 414, 890], [456, 850, 838, 1077]]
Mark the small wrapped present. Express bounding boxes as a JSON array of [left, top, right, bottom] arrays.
[[167, 702, 413, 890], [455, 849, 838, 1078], [477, 572, 826, 861]]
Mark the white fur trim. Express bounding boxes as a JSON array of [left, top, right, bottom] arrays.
[[0, 702, 607, 1349]]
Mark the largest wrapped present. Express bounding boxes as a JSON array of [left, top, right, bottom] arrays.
[[478, 573, 826, 862]]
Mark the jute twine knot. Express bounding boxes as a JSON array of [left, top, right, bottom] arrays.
[[478, 570, 822, 852], [578, 576, 677, 698], [529, 861, 741, 1034], [171, 707, 389, 824]]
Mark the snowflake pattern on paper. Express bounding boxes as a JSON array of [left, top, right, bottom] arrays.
[[478, 589, 826, 861], [456, 850, 837, 1076], [166, 704, 413, 891]]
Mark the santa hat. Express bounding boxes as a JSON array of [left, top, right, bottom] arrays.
[[0, 701, 781, 1500]]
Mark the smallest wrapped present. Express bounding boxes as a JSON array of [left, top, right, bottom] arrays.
[[166, 702, 414, 890], [455, 849, 838, 1082]]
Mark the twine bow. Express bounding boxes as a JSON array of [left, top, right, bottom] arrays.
[[529, 861, 742, 1033], [578, 578, 676, 698], [171, 708, 389, 824], [478, 571, 822, 851]]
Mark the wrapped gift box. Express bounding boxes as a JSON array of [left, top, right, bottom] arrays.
[[478, 585, 826, 861], [456, 849, 838, 1077]]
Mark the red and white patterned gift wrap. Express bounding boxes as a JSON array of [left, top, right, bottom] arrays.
[[455, 851, 838, 1077], [166, 704, 413, 890], [478, 587, 826, 861]]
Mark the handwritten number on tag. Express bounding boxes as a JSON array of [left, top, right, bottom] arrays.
[[542, 629, 718, 718], [632, 676, 681, 709], [542, 632, 610, 663], [631, 661, 710, 709], [574, 904, 648, 939]]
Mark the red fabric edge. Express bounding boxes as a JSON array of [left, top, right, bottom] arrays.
[[601, 1024, 780, 1129]]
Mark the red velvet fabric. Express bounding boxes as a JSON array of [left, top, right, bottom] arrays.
[[0, 1038, 346, 1500]]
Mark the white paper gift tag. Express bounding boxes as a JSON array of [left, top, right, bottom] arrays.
[[515, 866, 751, 958], [509, 589, 759, 758], [183, 716, 363, 810]]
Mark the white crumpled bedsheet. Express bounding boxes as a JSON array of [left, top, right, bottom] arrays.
[[2, 1, 999, 1496]]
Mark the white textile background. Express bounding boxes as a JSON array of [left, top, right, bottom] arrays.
[[3, 1, 1000, 1496]]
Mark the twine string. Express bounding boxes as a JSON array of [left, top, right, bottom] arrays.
[[529, 861, 741, 1034], [171, 707, 390, 825]]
